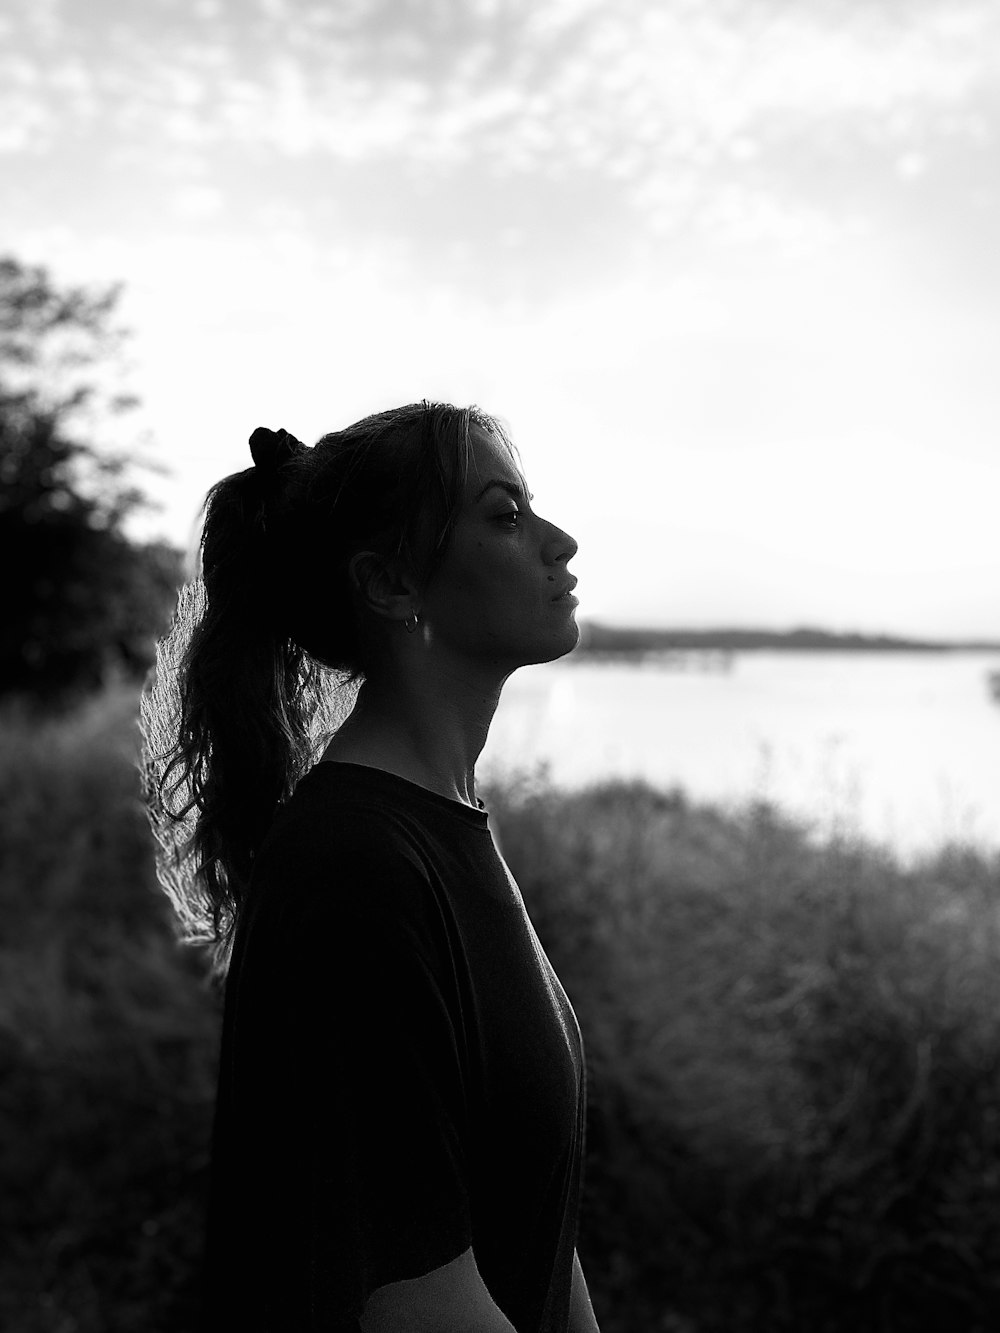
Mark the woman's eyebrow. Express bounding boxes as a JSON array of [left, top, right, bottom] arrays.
[[474, 479, 534, 504]]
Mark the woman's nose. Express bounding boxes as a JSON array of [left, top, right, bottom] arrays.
[[543, 523, 578, 565]]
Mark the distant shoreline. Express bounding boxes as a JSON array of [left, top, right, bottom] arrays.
[[575, 622, 1000, 657]]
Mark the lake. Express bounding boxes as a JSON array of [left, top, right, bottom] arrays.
[[480, 651, 1000, 863]]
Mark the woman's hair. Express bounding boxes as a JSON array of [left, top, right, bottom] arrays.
[[140, 400, 514, 972]]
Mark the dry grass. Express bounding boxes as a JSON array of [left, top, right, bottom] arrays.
[[2, 687, 999, 1332]]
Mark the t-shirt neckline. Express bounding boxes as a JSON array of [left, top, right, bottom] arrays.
[[304, 759, 489, 825]]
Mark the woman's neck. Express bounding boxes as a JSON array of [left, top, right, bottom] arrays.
[[320, 668, 506, 809]]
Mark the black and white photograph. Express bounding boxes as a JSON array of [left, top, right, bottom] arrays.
[[2, 2, 999, 1330]]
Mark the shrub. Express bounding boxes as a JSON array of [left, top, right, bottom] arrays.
[[2, 695, 998, 1332], [486, 773, 1000, 1332], [0, 685, 218, 1333]]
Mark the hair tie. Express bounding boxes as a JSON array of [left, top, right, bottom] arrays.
[[248, 426, 303, 475]]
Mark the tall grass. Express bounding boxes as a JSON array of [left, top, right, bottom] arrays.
[[2, 687, 998, 1332], [0, 687, 218, 1333], [487, 778, 1000, 1331]]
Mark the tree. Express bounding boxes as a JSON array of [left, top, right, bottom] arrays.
[[0, 256, 182, 706]]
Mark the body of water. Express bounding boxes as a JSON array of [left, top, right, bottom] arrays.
[[480, 651, 1000, 862]]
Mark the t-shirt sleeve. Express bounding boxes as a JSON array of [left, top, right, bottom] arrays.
[[272, 834, 474, 1319]]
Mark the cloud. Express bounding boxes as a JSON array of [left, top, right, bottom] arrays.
[[3, 0, 998, 282], [171, 184, 226, 219], [6, 1, 998, 170]]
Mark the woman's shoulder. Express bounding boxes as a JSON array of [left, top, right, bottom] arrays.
[[250, 763, 453, 936]]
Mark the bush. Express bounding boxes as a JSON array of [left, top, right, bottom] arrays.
[[0, 686, 218, 1333], [486, 775, 1000, 1332], [2, 692, 999, 1331]]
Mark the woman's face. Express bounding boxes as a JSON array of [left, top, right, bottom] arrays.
[[419, 426, 580, 670]]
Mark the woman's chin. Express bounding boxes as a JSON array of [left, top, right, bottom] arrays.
[[531, 619, 582, 665]]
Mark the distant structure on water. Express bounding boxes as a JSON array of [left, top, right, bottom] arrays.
[[575, 622, 1000, 663]]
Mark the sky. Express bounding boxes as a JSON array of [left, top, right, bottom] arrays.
[[3, 0, 999, 639]]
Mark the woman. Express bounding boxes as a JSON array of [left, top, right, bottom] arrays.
[[143, 401, 599, 1332]]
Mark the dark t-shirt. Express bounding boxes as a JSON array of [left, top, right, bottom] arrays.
[[200, 762, 586, 1332]]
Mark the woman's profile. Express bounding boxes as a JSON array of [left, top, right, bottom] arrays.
[[141, 401, 600, 1332]]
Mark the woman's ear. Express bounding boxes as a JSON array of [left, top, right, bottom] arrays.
[[348, 551, 418, 624]]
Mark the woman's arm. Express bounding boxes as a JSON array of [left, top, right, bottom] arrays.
[[360, 1246, 517, 1332], [361, 1246, 600, 1331], [569, 1248, 601, 1333]]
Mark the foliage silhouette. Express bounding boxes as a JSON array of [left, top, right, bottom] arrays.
[[3, 691, 999, 1332], [0, 256, 182, 706]]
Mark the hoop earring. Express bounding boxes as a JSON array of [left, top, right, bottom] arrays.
[[404, 611, 419, 634]]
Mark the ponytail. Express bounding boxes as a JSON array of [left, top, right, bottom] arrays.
[[140, 462, 356, 973]]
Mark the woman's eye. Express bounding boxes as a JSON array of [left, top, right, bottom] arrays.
[[495, 509, 521, 527]]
